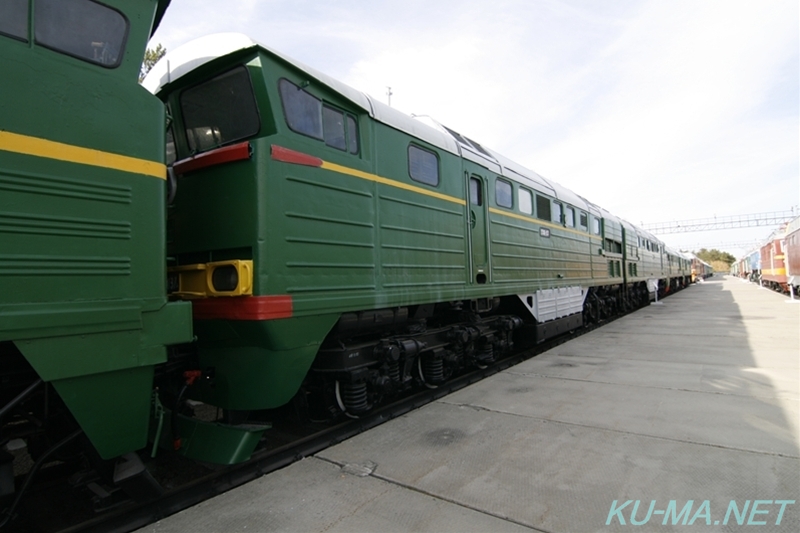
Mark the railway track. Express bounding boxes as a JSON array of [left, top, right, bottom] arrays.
[[4, 309, 629, 533]]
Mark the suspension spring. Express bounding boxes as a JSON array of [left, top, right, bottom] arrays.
[[475, 343, 494, 365], [421, 356, 444, 384], [341, 381, 369, 414], [387, 361, 401, 383]]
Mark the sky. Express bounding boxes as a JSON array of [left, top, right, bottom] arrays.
[[149, 0, 799, 259]]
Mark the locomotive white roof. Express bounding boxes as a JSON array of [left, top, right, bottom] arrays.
[[144, 33, 600, 214], [142, 33, 373, 112], [143, 33, 253, 94], [143, 33, 458, 156]]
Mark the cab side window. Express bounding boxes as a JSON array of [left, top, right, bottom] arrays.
[[323, 106, 346, 150], [280, 79, 359, 154], [279, 79, 323, 139]]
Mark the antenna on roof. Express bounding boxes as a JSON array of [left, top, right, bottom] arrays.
[[386, 86, 393, 107]]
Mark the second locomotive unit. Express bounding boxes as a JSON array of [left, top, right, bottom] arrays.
[[143, 33, 691, 440]]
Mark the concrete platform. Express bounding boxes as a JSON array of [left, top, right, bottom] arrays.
[[140, 276, 799, 532]]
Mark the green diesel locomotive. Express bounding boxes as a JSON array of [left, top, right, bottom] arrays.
[[142, 33, 691, 437]]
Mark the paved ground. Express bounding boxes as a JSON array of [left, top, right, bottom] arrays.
[[140, 276, 799, 532]]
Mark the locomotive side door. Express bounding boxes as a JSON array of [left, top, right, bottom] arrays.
[[466, 173, 489, 284]]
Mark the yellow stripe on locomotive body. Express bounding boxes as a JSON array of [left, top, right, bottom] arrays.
[[315, 158, 601, 239], [320, 161, 466, 206], [488, 207, 602, 240], [0, 130, 166, 179], [320, 159, 600, 240]]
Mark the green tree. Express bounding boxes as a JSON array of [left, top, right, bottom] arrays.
[[139, 44, 166, 83], [695, 248, 735, 266]]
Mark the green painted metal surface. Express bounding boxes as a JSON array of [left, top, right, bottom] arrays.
[[192, 315, 339, 410], [152, 406, 268, 465], [0, 0, 193, 459], [51, 366, 154, 460]]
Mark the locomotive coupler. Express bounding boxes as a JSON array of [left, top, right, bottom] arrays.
[[172, 370, 202, 451]]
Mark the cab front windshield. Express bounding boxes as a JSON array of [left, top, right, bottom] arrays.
[[179, 65, 260, 156]]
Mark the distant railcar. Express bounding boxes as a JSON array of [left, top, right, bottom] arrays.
[[734, 216, 800, 296], [745, 249, 761, 282], [731, 259, 742, 278], [686, 253, 713, 282], [785, 216, 800, 297], [760, 226, 789, 293]]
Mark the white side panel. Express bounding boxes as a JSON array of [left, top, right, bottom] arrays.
[[517, 287, 587, 322], [647, 278, 660, 294]]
